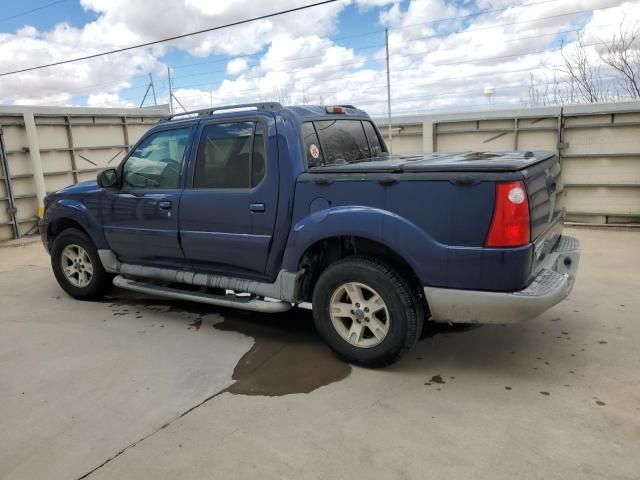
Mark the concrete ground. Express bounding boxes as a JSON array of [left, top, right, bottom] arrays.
[[0, 227, 638, 480]]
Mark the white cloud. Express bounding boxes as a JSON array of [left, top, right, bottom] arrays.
[[226, 58, 249, 75], [79, 0, 346, 57], [1, 0, 638, 114], [86, 93, 134, 108]]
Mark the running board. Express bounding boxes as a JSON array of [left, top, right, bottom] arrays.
[[113, 276, 292, 313]]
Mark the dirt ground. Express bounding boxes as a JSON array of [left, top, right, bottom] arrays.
[[0, 227, 638, 479]]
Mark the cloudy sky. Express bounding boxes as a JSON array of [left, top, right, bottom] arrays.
[[0, 0, 638, 115]]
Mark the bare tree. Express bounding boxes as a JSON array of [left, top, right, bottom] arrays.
[[528, 68, 569, 107], [528, 24, 640, 106], [557, 32, 605, 103], [301, 87, 310, 104], [276, 87, 291, 105], [600, 23, 640, 99]]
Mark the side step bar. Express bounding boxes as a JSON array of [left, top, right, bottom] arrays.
[[113, 276, 292, 314]]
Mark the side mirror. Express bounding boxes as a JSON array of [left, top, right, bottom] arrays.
[[97, 168, 119, 189]]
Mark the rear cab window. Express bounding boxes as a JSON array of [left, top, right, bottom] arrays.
[[302, 119, 386, 168]]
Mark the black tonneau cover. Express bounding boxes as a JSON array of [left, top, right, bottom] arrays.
[[309, 151, 556, 173]]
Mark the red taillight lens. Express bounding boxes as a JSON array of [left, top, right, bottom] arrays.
[[326, 106, 346, 114], [485, 181, 530, 247]]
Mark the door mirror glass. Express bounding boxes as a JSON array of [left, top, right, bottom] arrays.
[[98, 168, 119, 188]]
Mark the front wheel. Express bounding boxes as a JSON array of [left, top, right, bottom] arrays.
[[51, 228, 113, 300], [312, 257, 424, 368]]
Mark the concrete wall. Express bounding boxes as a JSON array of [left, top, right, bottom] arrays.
[[0, 105, 168, 241], [1, 101, 639, 241], [377, 101, 640, 224]]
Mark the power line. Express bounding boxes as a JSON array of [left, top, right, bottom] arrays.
[[171, 43, 384, 81], [2, 1, 628, 106], [170, 0, 580, 74], [0, 0, 338, 78], [390, 8, 602, 48], [167, 0, 564, 71], [389, 0, 563, 32], [0, 0, 68, 23], [170, 36, 604, 93], [4, 1, 616, 101], [170, 7, 614, 86]]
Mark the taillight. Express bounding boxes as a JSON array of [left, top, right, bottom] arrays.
[[326, 106, 346, 114], [485, 181, 530, 247]]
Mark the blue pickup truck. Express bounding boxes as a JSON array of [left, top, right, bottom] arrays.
[[40, 103, 580, 367]]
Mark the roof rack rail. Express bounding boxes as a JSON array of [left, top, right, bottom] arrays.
[[163, 102, 283, 121]]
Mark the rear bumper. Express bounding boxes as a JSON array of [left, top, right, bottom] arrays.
[[424, 235, 580, 324]]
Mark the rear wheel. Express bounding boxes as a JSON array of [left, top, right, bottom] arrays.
[[51, 228, 113, 300], [312, 256, 423, 367]]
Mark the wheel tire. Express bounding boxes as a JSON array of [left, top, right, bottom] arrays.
[[51, 228, 113, 300], [312, 256, 424, 368]]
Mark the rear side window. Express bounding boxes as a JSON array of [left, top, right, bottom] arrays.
[[193, 122, 266, 189], [363, 121, 384, 157], [315, 120, 370, 164], [302, 119, 387, 167], [302, 122, 323, 167]]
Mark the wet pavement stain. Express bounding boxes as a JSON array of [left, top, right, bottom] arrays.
[[420, 322, 480, 340], [188, 318, 203, 330], [105, 296, 352, 397], [215, 309, 351, 396], [425, 374, 446, 386]]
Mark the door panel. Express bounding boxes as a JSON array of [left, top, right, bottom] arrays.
[[102, 127, 192, 266], [179, 116, 278, 276], [102, 190, 184, 265]]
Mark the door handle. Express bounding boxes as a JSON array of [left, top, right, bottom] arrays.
[[249, 203, 266, 213], [158, 200, 172, 210]]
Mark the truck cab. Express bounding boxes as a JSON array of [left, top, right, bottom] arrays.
[[41, 103, 580, 367]]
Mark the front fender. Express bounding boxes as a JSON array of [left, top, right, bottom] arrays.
[[281, 205, 447, 286], [43, 198, 109, 249]]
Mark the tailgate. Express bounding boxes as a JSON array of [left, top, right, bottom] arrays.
[[524, 153, 565, 275]]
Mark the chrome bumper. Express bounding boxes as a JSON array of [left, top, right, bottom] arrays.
[[424, 236, 581, 324]]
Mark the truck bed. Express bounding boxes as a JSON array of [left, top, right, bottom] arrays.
[[308, 151, 556, 173]]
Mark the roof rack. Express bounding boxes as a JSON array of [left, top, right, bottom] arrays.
[[163, 102, 283, 121]]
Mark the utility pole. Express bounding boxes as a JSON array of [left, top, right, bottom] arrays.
[[167, 66, 174, 115], [150, 73, 157, 105], [139, 73, 158, 108], [385, 28, 392, 153]]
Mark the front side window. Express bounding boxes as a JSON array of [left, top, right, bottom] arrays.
[[193, 122, 266, 189], [122, 128, 190, 190]]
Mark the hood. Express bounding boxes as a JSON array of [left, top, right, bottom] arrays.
[[56, 180, 99, 194], [309, 151, 556, 173]]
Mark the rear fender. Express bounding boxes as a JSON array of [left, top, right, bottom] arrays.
[[281, 205, 445, 285]]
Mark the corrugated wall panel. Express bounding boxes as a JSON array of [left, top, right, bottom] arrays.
[[0, 106, 166, 241], [382, 102, 640, 225]]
